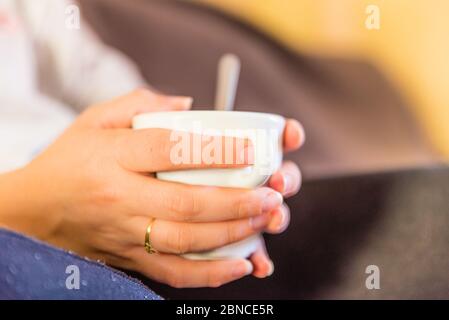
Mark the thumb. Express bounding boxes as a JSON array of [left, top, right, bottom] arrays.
[[77, 88, 193, 129]]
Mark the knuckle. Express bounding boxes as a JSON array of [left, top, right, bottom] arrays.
[[167, 271, 185, 289], [170, 281, 184, 289], [141, 129, 171, 163], [169, 278, 183, 289], [168, 224, 192, 254], [165, 267, 187, 289], [132, 88, 154, 100], [113, 132, 130, 166], [76, 104, 103, 126], [207, 271, 225, 288], [93, 181, 123, 205], [166, 189, 201, 221], [234, 196, 247, 220], [234, 192, 261, 219], [224, 222, 238, 245]]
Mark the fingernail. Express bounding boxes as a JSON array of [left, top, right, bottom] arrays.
[[268, 208, 283, 231], [270, 172, 285, 193], [250, 213, 270, 230], [283, 174, 292, 193], [266, 260, 274, 277], [238, 145, 254, 165], [291, 119, 306, 148], [298, 123, 306, 147], [171, 96, 193, 108], [275, 209, 286, 231], [261, 191, 283, 213], [232, 260, 253, 277]]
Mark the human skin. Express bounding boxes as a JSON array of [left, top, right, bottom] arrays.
[[0, 89, 304, 288]]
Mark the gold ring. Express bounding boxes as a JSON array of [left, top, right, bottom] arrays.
[[144, 218, 158, 254]]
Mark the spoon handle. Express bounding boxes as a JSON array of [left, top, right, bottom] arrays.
[[214, 53, 241, 111]]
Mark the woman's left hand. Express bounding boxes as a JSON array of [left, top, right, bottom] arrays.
[[250, 119, 305, 278]]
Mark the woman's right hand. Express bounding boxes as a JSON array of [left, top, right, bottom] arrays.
[[0, 89, 283, 288]]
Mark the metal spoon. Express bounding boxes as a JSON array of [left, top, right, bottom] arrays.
[[214, 53, 241, 111]]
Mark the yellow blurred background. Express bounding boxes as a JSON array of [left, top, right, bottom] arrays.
[[198, 0, 449, 158]]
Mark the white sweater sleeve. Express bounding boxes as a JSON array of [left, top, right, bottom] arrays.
[[19, 0, 146, 112]]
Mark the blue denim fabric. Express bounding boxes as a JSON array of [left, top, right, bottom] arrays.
[[0, 228, 162, 300]]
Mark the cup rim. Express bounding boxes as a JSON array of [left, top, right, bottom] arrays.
[[132, 110, 285, 124]]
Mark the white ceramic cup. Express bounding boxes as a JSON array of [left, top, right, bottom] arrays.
[[132, 111, 285, 260]]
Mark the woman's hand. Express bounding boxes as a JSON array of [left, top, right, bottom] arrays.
[[268, 119, 304, 233], [0, 89, 290, 288], [249, 119, 305, 278]]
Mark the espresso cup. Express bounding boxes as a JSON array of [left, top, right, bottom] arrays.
[[132, 111, 285, 260]]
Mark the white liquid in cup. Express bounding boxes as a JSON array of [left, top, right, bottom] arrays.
[[132, 111, 285, 260]]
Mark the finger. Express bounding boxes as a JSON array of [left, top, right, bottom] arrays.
[[125, 175, 283, 222], [116, 128, 254, 172], [268, 161, 302, 197], [80, 88, 193, 128], [283, 119, 305, 152], [249, 240, 274, 278], [130, 213, 271, 254], [265, 203, 290, 234], [130, 248, 253, 288]]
